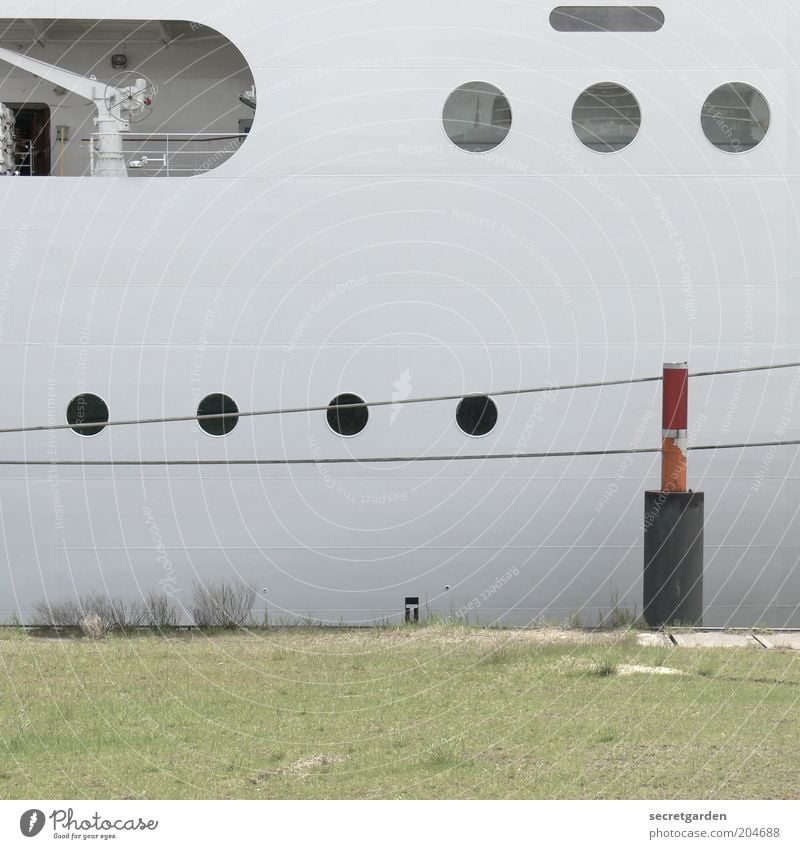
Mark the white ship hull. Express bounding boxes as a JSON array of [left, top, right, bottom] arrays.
[[0, 0, 798, 626]]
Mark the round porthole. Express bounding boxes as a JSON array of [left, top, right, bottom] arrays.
[[572, 82, 641, 152], [197, 393, 239, 436], [456, 395, 498, 437], [327, 393, 368, 436], [701, 82, 770, 153], [443, 81, 512, 152], [66, 393, 109, 437]]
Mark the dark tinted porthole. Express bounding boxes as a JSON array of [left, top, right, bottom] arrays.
[[442, 81, 512, 152], [572, 82, 641, 152], [327, 393, 368, 436], [456, 395, 498, 437], [701, 83, 770, 153], [66, 393, 109, 436], [197, 393, 239, 436], [550, 6, 664, 32]]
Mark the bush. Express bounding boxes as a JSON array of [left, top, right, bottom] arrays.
[[32, 599, 81, 628], [143, 591, 180, 628], [598, 590, 639, 630], [590, 654, 619, 677], [80, 613, 110, 640], [191, 579, 255, 628], [80, 593, 146, 632], [33, 593, 147, 631]]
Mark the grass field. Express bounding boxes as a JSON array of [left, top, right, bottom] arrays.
[[0, 625, 798, 799]]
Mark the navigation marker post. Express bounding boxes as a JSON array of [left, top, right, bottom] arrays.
[[643, 362, 704, 627]]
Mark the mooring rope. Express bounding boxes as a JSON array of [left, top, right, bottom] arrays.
[[0, 360, 797, 436], [0, 438, 798, 466]]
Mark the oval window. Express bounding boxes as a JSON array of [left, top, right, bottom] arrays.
[[327, 393, 369, 437], [197, 393, 239, 436], [456, 395, 498, 437], [66, 394, 109, 436], [701, 83, 770, 153], [443, 81, 512, 152], [550, 6, 664, 32], [572, 82, 641, 152], [0, 18, 254, 177]]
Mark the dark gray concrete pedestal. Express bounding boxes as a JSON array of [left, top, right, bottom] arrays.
[[643, 491, 704, 627]]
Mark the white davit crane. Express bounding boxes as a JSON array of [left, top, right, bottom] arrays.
[[239, 85, 256, 110], [0, 46, 155, 176]]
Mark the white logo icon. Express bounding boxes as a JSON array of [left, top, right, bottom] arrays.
[[390, 370, 413, 425], [20, 808, 45, 837]]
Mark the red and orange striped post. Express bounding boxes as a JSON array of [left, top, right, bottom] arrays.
[[643, 360, 703, 627], [661, 362, 688, 492]]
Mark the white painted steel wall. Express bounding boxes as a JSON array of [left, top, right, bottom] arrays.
[[0, 1, 797, 625]]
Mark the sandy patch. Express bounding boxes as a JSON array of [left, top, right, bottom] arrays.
[[255, 754, 348, 783], [618, 664, 685, 676]]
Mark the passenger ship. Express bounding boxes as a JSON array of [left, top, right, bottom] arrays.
[[0, 1, 797, 626]]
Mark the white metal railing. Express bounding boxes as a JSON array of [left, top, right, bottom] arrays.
[[88, 132, 247, 176]]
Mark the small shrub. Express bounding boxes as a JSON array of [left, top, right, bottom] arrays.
[[80, 613, 110, 640], [567, 611, 584, 630], [79, 593, 146, 632], [424, 736, 463, 766], [590, 654, 619, 677], [191, 579, 255, 628], [7, 706, 31, 751], [695, 661, 717, 679], [597, 727, 617, 743], [33, 594, 147, 631], [32, 599, 81, 628], [598, 590, 639, 630], [143, 591, 180, 629]]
